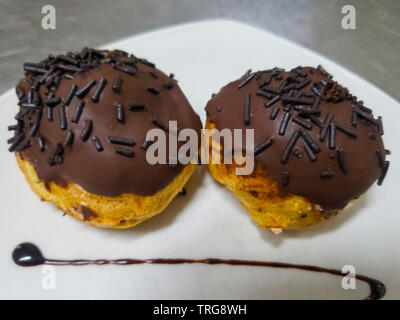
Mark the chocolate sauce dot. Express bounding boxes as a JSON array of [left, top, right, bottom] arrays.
[[366, 279, 386, 300], [12, 243, 45, 267]]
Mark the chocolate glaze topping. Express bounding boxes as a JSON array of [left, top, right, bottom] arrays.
[[12, 242, 386, 300], [205, 66, 389, 210], [8, 49, 202, 196], [81, 205, 98, 221]]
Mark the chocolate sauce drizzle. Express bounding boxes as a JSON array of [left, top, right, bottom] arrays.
[[12, 243, 385, 300]]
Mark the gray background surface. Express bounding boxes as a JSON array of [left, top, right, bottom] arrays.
[[0, 0, 399, 99]]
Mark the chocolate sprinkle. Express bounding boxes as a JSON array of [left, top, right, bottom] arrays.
[[265, 95, 280, 108], [129, 103, 146, 111], [359, 104, 372, 114], [377, 161, 389, 185], [63, 130, 74, 147], [292, 117, 312, 130], [71, 101, 85, 124], [57, 63, 82, 73], [377, 116, 384, 135], [44, 97, 61, 107], [116, 104, 125, 123], [153, 118, 169, 132], [311, 87, 326, 101], [23, 65, 47, 74], [304, 143, 317, 162], [319, 113, 333, 141], [150, 71, 158, 79], [80, 120, 92, 141], [112, 74, 122, 92], [317, 65, 330, 77], [312, 96, 321, 110], [115, 146, 134, 158], [354, 108, 377, 124], [58, 55, 79, 66], [108, 136, 135, 147], [75, 80, 96, 99], [253, 139, 273, 156], [300, 129, 320, 153], [54, 76, 61, 89], [328, 123, 336, 149], [263, 74, 273, 86], [238, 72, 256, 89], [37, 136, 46, 152], [164, 81, 175, 90], [351, 110, 357, 127], [309, 115, 322, 128], [244, 92, 251, 125], [113, 64, 136, 76], [15, 140, 31, 152], [29, 108, 43, 137], [269, 107, 279, 120], [7, 135, 19, 145], [64, 73, 74, 80], [282, 96, 313, 105], [262, 86, 280, 95], [58, 105, 67, 130], [279, 112, 291, 135], [28, 124, 38, 138], [295, 79, 311, 90], [141, 140, 153, 150], [281, 172, 290, 186], [91, 136, 104, 152], [256, 90, 272, 99], [298, 108, 320, 117], [147, 87, 160, 95], [20, 103, 38, 109], [8, 133, 25, 152], [337, 148, 347, 174], [335, 122, 357, 138], [91, 77, 107, 102], [321, 170, 334, 179], [8, 125, 18, 131], [281, 131, 300, 164], [63, 84, 78, 105]]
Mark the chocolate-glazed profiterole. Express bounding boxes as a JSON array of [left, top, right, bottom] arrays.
[[205, 66, 389, 231], [8, 48, 202, 228]]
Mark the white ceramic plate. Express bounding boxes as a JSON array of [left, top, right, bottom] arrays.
[[0, 20, 399, 299]]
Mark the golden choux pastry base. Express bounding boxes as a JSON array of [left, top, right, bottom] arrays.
[[206, 121, 338, 230], [17, 154, 196, 228]]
